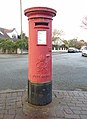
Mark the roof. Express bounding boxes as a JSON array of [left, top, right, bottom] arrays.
[[0, 27, 17, 41]]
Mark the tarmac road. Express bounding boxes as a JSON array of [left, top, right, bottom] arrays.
[[0, 52, 87, 91], [0, 55, 28, 90], [52, 52, 87, 91]]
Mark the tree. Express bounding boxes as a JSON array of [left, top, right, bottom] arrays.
[[52, 29, 64, 43], [78, 40, 87, 47], [0, 39, 8, 53], [81, 16, 87, 29], [0, 37, 28, 54], [63, 40, 69, 48], [15, 38, 28, 54], [68, 38, 77, 48], [5, 39, 14, 53], [67, 38, 87, 49], [0, 39, 15, 53], [0, 32, 28, 54]]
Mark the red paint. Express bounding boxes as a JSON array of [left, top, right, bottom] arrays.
[[24, 7, 56, 83]]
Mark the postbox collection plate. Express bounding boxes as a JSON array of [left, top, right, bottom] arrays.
[[37, 30, 46, 45]]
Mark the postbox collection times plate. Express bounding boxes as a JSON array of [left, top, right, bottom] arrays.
[[37, 30, 46, 45]]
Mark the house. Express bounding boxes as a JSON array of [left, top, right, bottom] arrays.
[[52, 38, 68, 51], [0, 27, 18, 41]]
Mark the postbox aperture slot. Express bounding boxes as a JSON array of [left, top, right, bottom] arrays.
[[35, 22, 48, 26], [37, 30, 47, 45]]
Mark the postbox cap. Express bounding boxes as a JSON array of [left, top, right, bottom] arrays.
[[24, 7, 57, 19]]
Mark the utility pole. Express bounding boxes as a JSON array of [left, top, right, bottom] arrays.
[[20, 0, 23, 54], [20, 0, 23, 40]]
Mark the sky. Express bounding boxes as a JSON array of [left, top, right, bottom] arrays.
[[0, 0, 87, 41]]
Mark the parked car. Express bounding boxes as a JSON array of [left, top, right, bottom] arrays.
[[82, 46, 87, 56], [68, 47, 79, 53], [80, 46, 87, 52]]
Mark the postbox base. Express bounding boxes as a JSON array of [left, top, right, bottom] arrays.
[[28, 80, 52, 106]]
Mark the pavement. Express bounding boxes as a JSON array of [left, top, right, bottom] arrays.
[[0, 89, 87, 119], [0, 54, 26, 59], [52, 50, 68, 54]]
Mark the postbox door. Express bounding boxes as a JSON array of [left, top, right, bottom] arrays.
[[29, 20, 52, 83]]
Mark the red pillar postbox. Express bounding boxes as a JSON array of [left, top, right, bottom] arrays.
[[24, 7, 56, 105]]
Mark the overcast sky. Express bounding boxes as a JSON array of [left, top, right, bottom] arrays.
[[0, 0, 87, 41]]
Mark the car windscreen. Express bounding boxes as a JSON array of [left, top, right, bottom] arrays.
[[84, 47, 87, 50]]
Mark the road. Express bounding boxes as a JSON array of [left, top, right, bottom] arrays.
[[0, 53, 87, 91], [0, 55, 28, 90], [52, 52, 87, 91]]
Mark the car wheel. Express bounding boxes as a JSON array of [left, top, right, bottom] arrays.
[[82, 54, 84, 56]]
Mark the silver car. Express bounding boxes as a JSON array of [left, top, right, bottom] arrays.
[[82, 46, 87, 56]]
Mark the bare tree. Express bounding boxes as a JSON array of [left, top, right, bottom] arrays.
[[52, 29, 64, 43], [81, 16, 87, 29]]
